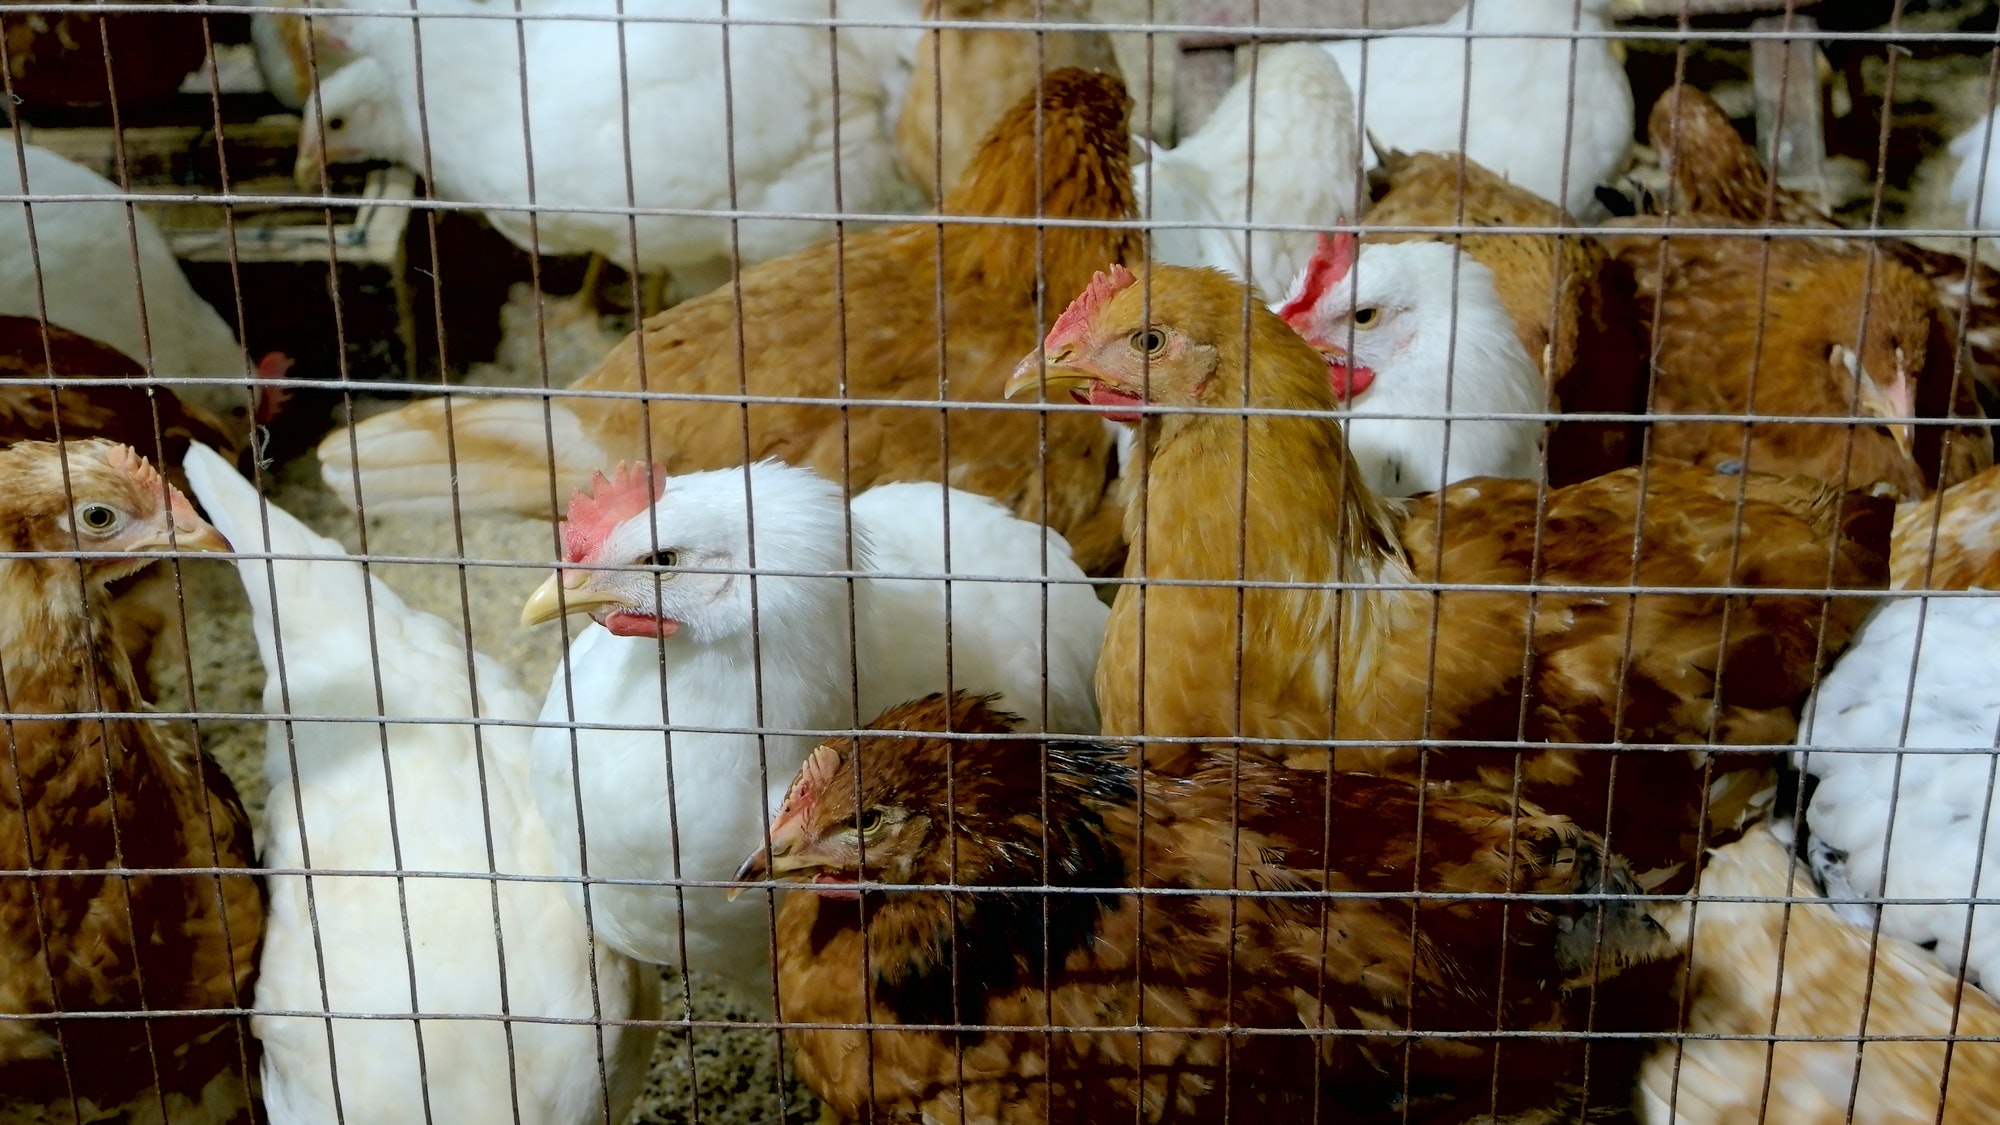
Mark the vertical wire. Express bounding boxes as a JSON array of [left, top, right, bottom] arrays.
[[181, 10, 260, 1103], [1222, 5, 1261, 1116], [84, 22, 173, 1116]]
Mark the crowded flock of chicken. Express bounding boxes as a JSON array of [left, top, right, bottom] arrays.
[[11, 0, 2000, 1122]]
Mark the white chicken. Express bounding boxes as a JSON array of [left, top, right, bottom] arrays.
[[1950, 108, 2000, 230], [1320, 0, 1632, 216], [180, 444, 660, 1125], [294, 56, 416, 183], [1134, 42, 1356, 304], [1275, 230, 1544, 496], [1796, 592, 2000, 991], [314, 0, 924, 293], [518, 460, 1107, 1006], [0, 144, 268, 416]]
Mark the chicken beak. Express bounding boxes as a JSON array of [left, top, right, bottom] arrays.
[[728, 819, 817, 900], [520, 570, 626, 627], [1003, 347, 1110, 401], [294, 139, 322, 192], [146, 493, 230, 554]]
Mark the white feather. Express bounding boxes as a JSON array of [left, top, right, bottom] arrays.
[[317, 0, 923, 273], [1276, 240, 1544, 496], [1797, 593, 2000, 989], [1135, 43, 1358, 302], [181, 444, 659, 1125], [1950, 108, 2000, 231], [530, 462, 1106, 1005], [1320, 0, 1631, 216]]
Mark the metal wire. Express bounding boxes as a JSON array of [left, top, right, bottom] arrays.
[[8, 2, 2000, 1124]]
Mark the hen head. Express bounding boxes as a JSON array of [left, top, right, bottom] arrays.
[[294, 57, 412, 189], [0, 438, 228, 586], [733, 691, 1135, 898], [520, 459, 850, 642], [1002, 262, 1330, 426], [1277, 233, 1521, 413]]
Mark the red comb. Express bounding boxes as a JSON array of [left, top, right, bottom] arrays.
[[1275, 228, 1358, 325], [105, 443, 166, 498], [560, 461, 665, 565], [1045, 263, 1138, 350], [773, 741, 842, 836]]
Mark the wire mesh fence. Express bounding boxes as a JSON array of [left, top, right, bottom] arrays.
[[4, 1, 2000, 1123]]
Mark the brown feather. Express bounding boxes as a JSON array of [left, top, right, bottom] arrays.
[[1639, 830, 2000, 1123], [765, 693, 1677, 1125], [324, 68, 1141, 574], [1072, 266, 1892, 892], [0, 440, 262, 1120]]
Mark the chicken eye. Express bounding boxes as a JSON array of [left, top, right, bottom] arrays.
[[327, 115, 347, 132], [856, 808, 885, 834], [643, 549, 679, 569], [76, 504, 119, 532], [1352, 307, 1381, 328], [1131, 329, 1167, 355]]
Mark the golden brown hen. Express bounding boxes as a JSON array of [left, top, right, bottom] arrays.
[[1888, 459, 2000, 590], [897, 0, 1121, 200], [739, 692, 1675, 1125], [0, 439, 261, 1123], [1363, 150, 1652, 486], [320, 68, 1139, 574], [1606, 84, 1995, 496], [1006, 264, 1893, 891], [1638, 829, 2000, 1124]]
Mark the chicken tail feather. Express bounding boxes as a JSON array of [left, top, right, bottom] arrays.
[[316, 395, 611, 518]]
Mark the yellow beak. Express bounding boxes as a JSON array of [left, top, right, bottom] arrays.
[[520, 570, 628, 627], [1002, 349, 1103, 401], [727, 819, 821, 901], [164, 522, 232, 554]]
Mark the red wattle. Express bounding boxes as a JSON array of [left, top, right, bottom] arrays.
[[605, 613, 681, 638], [1077, 384, 1144, 423], [1328, 360, 1375, 403]]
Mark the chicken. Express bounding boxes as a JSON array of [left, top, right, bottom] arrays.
[[1791, 590, 2000, 990], [738, 691, 1677, 1125], [319, 68, 1137, 573], [294, 56, 415, 183], [1006, 263, 1894, 891], [0, 439, 259, 1122], [1890, 460, 2000, 590], [1952, 108, 2000, 230], [1320, 0, 1633, 217], [1360, 150, 1652, 486], [1275, 232, 1544, 496], [518, 460, 1105, 1003], [1598, 228, 1992, 497], [1613, 83, 1999, 486], [896, 0, 1121, 200], [1638, 828, 2000, 1124], [0, 315, 252, 701], [179, 443, 660, 1125], [1135, 42, 1357, 303], [2, 0, 207, 111], [312, 0, 923, 297], [0, 144, 276, 420]]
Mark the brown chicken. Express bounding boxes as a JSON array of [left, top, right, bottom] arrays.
[[0, 439, 262, 1122], [1637, 829, 2000, 1124], [738, 691, 1676, 1125], [1005, 264, 1893, 891], [1362, 150, 1652, 486], [0, 315, 251, 700], [1889, 459, 2000, 590], [1605, 85, 1994, 496], [320, 68, 1138, 573], [898, 0, 1121, 199]]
